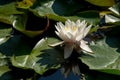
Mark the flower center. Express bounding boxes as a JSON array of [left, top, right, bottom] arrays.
[[65, 26, 77, 32], [72, 26, 77, 31], [65, 27, 70, 31]]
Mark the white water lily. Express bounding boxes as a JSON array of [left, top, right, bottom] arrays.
[[51, 19, 93, 58]]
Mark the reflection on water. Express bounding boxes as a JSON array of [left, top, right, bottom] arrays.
[[39, 69, 80, 80]]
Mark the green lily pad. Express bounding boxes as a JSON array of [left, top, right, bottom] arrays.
[[11, 38, 64, 74], [84, 71, 120, 80], [85, 0, 115, 7], [0, 14, 17, 25], [0, 2, 23, 15], [80, 37, 120, 75], [0, 66, 11, 77], [100, 3, 120, 26], [13, 14, 46, 38], [101, 14, 120, 24], [30, 0, 99, 26], [0, 24, 12, 38], [109, 2, 120, 16], [0, 24, 13, 60], [74, 10, 99, 26], [0, 56, 11, 78]]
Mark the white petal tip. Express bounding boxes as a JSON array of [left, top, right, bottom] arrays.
[[48, 41, 64, 47], [87, 50, 94, 53]]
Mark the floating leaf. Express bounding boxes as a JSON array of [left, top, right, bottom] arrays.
[[101, 14, 120, 24], [85, 0, 115, 7], [0, 25, 12, 38], [84, 71, 120, 80], [80, 37, 120, 75], [0, 52, 12, 79], [30, 0, 100, 26], [100, 3, 120, 26], [74, 10, 100, 26], [0, 14, 16, 25], [0, 2, 23, 15], [0, 66, 11, 77], [31, 0, 81, 16], [109, 2, 120, 16], [13, 14, 48, 38], [11, 38, 64, 74]]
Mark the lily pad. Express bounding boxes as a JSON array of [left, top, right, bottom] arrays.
[[0, 24, 12, 38], [11, 38, 64, 74], [80, 37, 120, 75], [0, 2, 23, 15], [0, 66, 10, 77], [0, 14, 16, 25], [85, 0, 115, 7], [13, 14, 47, 38], [109, 2, 120, 16], [30, 0, 99, 26]]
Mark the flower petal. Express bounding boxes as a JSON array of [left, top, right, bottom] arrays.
[[57, 22, 66, 33], [75, 34, 83, 41], [80, 40, 93, 53], [55, 25, 61, 32], [64, 43, 74, 59], [83, 24, 92, 37], [48, 41, 64, 47], [65, 19, 71, 28], [79, 23, 87, 33], [76, 20, 81, 25], [78, 20, 86, 28], [75, 21, 87, 41]]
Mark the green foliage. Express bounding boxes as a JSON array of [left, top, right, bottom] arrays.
[[11, 38, 64, 74], [0, 0, 120, 80], [85, 0, 115, 7], [80, 37, 120, 75]]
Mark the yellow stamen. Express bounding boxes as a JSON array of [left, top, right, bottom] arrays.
[[65, 27, 70, 31], [72, 26, 77, 31]]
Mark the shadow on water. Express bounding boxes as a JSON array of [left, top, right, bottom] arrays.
[[52, 0, 82, 16], [0, 67, 37, 80], [37, 48, 64, 69], [0, 35, 33, 56], [52, 0, 102, 16], [106, 37, 120, 53], [37, 49, 91, 80], [0, 71, 13, 80], [39, 69, 80, 80]]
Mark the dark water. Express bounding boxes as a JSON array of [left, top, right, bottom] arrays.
[[39, 69, 80, 80]]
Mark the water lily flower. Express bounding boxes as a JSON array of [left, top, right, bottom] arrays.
[[50, 19, 93, 59]]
